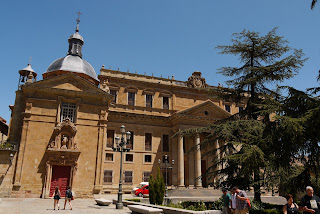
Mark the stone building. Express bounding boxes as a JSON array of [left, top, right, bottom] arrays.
[[0, 117, 8, 144], [0, 20, 245, 198]]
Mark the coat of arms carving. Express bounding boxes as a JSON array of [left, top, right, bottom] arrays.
[[187, 71, 207, 88]]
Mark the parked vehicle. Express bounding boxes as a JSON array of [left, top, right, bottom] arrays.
[[132, 182, 149, 192], [134, 185, 149, 197]]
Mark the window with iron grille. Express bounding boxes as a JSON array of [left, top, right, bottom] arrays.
[[60, 102, 76, 123], [144, 155, 152, 163], [163, 134, 169, 152], [145, 133, 152, 151], [163, 97, 169, 109], [107, 130, 114, 148], [127, 131, 134, 150], [143, 171, 151, 182], [124, 171, 133, 183], [105, 153, 113, 161], [128, 92, 135, 106], [103, 170, 113, 183], [146, 94, 153, 108], [110, 90, 117, 103]]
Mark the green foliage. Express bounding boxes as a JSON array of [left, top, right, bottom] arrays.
[[148, 168, 165, 205], [207, 197, 224, 210], [166, 201, 184, 209], [149, 175, 156, 204], [0, 141, 15, 150], [181, 28, 307, 202], [166, 201, 207, 211], [156, 168, 165, 204], [311, 0, 318, 9]]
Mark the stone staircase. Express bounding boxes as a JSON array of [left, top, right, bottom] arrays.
[[166, 188, 286, 205]]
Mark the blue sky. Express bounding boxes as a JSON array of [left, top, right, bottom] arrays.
[[1, 0, 319, 122]]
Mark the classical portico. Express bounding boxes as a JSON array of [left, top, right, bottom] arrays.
[[172, 100, 231, 188]]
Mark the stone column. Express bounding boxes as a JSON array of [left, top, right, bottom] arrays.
[[178, 134, 184, 187], [195, 133, 202, 188]]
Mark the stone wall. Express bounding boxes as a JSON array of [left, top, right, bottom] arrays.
[[0, 150, 15, 197]]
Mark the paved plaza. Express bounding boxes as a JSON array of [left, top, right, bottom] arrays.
[[0, 195, 134, 214]]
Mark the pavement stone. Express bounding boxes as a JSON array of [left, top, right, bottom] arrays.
[[0, 197, 132, 214]]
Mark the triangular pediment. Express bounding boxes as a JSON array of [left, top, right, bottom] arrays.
[[25, 73, 108, 95], [174, 100, 231, 120]]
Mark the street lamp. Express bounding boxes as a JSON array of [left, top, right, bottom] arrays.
[[158, 155, 174, 197], [113, 125, 131, 209]]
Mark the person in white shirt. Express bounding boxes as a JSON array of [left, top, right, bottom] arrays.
[[231, 188, 237, 214]]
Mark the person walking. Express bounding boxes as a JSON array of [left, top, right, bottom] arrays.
[[231, 188, 237, 214], [222, 188, 232, 214], [64, 186, 73, 210], [283, 194, 299, 214], [300, 186, 320, 214], [233, 187, 249, 214], [53, 186, 61, 210]]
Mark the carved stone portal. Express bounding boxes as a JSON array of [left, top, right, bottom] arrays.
[[187, 71, 207, 88], [47, 118, 78, 150]]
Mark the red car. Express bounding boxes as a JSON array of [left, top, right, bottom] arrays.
[[134, 185, 149, 197]]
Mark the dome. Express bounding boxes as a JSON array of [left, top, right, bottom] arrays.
[[69, 32, 83, 42], [45, 55, 98, 81]]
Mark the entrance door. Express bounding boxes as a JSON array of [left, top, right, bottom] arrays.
[[201, 160, 207, 188], [49, 165, 71, 197]]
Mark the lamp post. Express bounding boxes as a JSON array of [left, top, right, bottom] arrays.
[[113, 125, 131, 209], [158, 155, 174, 197]]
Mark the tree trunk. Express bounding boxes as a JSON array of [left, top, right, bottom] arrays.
[[254, 171, 261, 202]]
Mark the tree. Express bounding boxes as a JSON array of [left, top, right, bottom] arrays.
[[311, 0, 318, 9], [148, 168, 165, 205], [199, 28, 306, 202]]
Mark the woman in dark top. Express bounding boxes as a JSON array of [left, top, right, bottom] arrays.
[[53, 186, 61, 210], [64, 186, 73, 210], [283, 194, 299, 214]]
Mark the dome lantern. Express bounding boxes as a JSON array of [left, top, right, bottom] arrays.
[[43, 12, 99, 86]]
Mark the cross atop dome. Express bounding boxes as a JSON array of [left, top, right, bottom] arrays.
[[76, 11, 82, 32]]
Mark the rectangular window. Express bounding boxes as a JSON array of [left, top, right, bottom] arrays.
[[110, 90, 117, 103], [125, 154, 133, 162], [127, 131, 134, 150], [239, 106, 244, 113], [124, 171, 133, 183], [105, 153, 113, 161], [103, 170, 113, 183], [225, 105, 231, 113], [163, 134, 169, 152], [145, 155, 152, 163], [143, 172, 151, 182], [163, 97, 169, 109], [145, 133, 152, 151], [107, 130, 114, 148], [60, 102, 76, 123], [128, 92, 135, 106], [146, 94, 153, 108]]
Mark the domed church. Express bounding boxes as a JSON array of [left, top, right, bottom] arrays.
[[0, 17, 245, 198]]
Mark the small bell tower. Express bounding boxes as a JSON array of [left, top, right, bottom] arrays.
[[18, 58, 37, 89]]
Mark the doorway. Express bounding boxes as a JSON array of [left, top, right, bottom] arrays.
[[201, 160, 207, 188], [49, 165, 71, 197]]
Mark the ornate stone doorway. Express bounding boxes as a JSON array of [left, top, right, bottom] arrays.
[[49, 165, 71, 197]]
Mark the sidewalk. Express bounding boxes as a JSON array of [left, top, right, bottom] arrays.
[[0, 196, 132, 214]]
